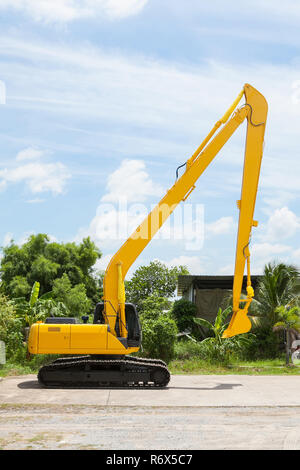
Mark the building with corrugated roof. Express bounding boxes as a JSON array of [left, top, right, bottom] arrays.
[[177, 275, 262, 323]]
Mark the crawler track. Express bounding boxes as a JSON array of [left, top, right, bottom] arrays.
[[37, 355, 170, 388]]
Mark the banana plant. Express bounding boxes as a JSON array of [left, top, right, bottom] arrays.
[[13, 281, 67, 327], [193, 306, 253, 352], [193, 306, 232, 345]]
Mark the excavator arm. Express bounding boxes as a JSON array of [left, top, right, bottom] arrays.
[[103, 83, 268, 339]]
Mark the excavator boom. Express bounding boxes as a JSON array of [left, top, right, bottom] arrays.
[[103, 83, 268, 339]]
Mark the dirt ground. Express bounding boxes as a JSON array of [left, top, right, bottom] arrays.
[[1, 374, 300, 450], [1, 405, 300, 450]]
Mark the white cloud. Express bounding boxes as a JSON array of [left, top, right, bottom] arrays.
[[241, 0, 300, 24], [77, 158, 163, 249], [175, 1, 300, 28], [218, 263, 234, 275], [262, 190, 295, 212], [16, 147, 45, 161], [251, 242, 291, 259], [0, 180, 7, 192], [78, 159, 235, 255], [25, 198, 45, 204], [261, 207, 300, 243], [3, 35, 300, 210], [3, 231, 58, 247], [161, 255, 207, 275], [101, 159, 162, 204], [94, 253, 113, 272], [78, 159, 205, 252], [3, 232, 13, 246], [205, 216, 234, 237], [2, 36, 300, 275], [2, 35, 300, 164], [77, 203, 147, 249], [95, 0, 148, 19], [249, 242, 292, 274], [293, 248, 300, 262], [0, 162, 69, 194], [0, 0, 83, 22], [0, 148, 71, 194], [218, 243, 292, 276], [0, 0, 148, 23]]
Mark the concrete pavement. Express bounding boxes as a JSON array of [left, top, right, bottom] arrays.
[[1, 374, 300, 407], [1, 375, 300, 449]]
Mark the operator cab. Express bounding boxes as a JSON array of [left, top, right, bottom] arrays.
[[93, 302, 142, 348]]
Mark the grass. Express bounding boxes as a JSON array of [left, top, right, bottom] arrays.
[[169, 357, 300, 375], [0, 361, 34, 377], [0, 354, 59, 378], [1, 356, 300, 378], [0, 341, 299, 377]]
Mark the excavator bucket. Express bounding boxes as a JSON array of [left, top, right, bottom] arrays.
[[222, 308, 252, 338]]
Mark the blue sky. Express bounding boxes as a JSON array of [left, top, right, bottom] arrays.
[[1, 0, 300, 278]]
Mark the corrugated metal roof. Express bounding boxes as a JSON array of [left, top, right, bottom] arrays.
[[177, 274, 263, 296]]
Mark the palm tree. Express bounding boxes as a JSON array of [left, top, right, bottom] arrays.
[[250, 262, 300, 330], [273, 305, 300, 365]]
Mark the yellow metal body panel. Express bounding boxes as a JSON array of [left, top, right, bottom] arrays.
[[28, 323, 139, 355], [70, 324, 107, 350], [28, 323, 39, 354], [39, 324, 70, 351]]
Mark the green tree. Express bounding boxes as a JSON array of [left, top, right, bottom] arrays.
[[0, 234, 101, 303], [125, 260, 189, 308], [141, 315, 178, 362], [171, 298, 198, 336], [139, 293, 172, 320], [0, 295, 24, 360], [7, 275, 31, 298], [250, 262, 300, 330], [52, 273, 92, 317], [273, 305, 300, 366], [134, 291, 177, 361]]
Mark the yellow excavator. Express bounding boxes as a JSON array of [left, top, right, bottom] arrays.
[[28, 83, 268, 387]]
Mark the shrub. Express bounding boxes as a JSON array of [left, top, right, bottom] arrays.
[[0, 295, 25, 360], [139, 293, 172, 320], [171, 299, 198, 335], [198, 338, 232, 364], [174, 340, 206, 360], [173, 332, 259, 365], [141, 315, 178, 363], [52, 273, 91, 316], [238, 327, 281, 360], [125, 260, 188, 308], [173, 337, 231, 364]]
